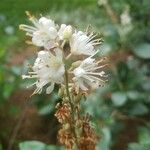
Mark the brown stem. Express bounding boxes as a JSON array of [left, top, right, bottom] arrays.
[[102, 0, 119, 24], [7, 102, 29, 150]]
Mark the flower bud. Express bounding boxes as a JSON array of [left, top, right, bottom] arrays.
[[58, 86, 65, 97], [71, 60, 82, 70], [63, 25, 72, 40], [58, 24, 73, 40]]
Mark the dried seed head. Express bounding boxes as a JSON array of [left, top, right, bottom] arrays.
[[55, 103, 71, 123]]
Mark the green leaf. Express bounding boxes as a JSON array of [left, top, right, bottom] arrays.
[[0, 144, 2, 150], [96, 127, 111, 150], [19, 141, 46, 150], [128, 127, 150, 150], [127, 91, 139, 100], [3, 83, 15, 99], [111, 92, 127, 106], [38, 105, 52, 115], [19, 141, 63, 150], [0, 48, 6, 59], [46, 145, 64, 150], [129, 103, 148, 115], [128, 143, 150, 150], [139, 128, 150, 145], [100, 43, 112, 55], [132, 43, 150, 59]]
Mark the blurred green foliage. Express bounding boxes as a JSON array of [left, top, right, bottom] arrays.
[[0, 0, 150, 149], [19, 141, 63, 150], [128, 127, 150, 150]]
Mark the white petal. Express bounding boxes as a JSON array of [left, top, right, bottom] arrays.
[[77, 79, 88, 91], [39, 17, 55, 28], [46, 83, 54, 94], [55, 48, 63, 59], [32, 31, 44, 46], [48, 27, 57, 39]]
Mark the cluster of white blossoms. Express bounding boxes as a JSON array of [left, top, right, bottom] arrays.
[[20, 13, 107, 94]]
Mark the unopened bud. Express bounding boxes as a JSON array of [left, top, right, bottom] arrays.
[[58, 24, 73, 41], [71, 61, 82, 70], [63, 25, 72, 40], [58, 87, 65, 97], [63, 123, 70, 131]]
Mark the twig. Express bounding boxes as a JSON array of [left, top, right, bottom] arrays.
[[101, 0, 119, 24], [7, 102, 29, 150]]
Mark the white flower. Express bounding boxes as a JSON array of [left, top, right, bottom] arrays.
[[120, 10, 131, 26], [70, 31, 101, 56], [20, 16, 57, 49], [58, 24, 73, 40], [98, 0, 108, 6], [119, 9, 133, 36], [22, 48, 65, 94], [73, 56, 107, 90]]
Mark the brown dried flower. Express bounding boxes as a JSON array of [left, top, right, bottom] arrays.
[[55, 103, 71, 123]]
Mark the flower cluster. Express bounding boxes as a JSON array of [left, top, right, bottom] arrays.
[[20, 13, 107, 95], [21, 13, 107, 150]]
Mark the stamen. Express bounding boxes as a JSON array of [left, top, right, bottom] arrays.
[[19, 24, 36, 31], [26, 33, 33, 36], [87, 75, 105, 83], [27, 82, 36, 88], [96, 57, 107, 64], [90, 38, 102, 43], [82, 75, 95, 83], [86, 72, 104, 76], [22, 74, 38, 79], [89, 33, 98, 41], [86, 64, 107, 71], [28, 71, 37, 74]]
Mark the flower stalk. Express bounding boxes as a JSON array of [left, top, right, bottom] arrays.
[[64, 67, 79, 148]]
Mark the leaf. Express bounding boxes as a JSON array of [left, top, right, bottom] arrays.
[[3, 83, 15, 99], [19, 141, 63, 150], [46, 145, 64, 150], [0, 48, 6, 59], [128, 143, 150, 150], [111, 92, 127, 106], [38, 105, 52, 115], [127, 91, 139, 100], [19, 141, 46, 150], [0, 144, 2, 150], [96, 127, 111, 150], [139, 128, 150, 145], [128, 127, 150, 150], [132, 43, 150, 59], [129, 103, 148, 115], [100, 43, 112, 55]]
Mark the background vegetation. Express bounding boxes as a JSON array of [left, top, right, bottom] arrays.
[[0, 0, 150, 149]]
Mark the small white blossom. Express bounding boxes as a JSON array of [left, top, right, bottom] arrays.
[[20, 16, 57, 49], [70, 31, 101, 56], [22, 48, 65, 94], [120, 10, 131, 26], [58, 24, 73, 40], [73, 56, 107, 90], [119, 8, 133, 36], [98, 0, 108, 6]]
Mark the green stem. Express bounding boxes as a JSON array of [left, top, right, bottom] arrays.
[[64, 67, 79, 148]]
